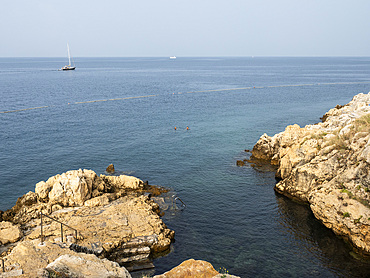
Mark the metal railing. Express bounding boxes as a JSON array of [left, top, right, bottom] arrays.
[[173, 195, 186, 209], [40, 212, 78, 245]]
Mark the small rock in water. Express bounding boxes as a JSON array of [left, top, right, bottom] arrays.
[[236, 160, 245, 166], [106, 164, 115, 173]]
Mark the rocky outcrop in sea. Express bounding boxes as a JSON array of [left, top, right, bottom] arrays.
[[250, 92, 370, 255], [153, 259, 240, 278], [0, 169, 241, 277], [0, 169, 174, 276]]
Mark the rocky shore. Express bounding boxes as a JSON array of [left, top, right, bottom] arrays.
[[250, 92, 370, 256], [0, 169, 174, 277], [0, 169, 240, 277]]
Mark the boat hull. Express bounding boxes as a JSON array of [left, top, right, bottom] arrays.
[[60, 66, 76, 71]]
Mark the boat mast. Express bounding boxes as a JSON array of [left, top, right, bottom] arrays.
[[67, 43, 71, 66]]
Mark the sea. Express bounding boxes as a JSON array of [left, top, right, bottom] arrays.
[[1, 57, 370, 277]]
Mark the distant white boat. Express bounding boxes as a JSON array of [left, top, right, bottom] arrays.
[[59, 43, 76, 71], [170, 56, 176, 59]]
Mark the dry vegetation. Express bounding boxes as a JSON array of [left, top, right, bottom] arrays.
[[353, 114, 370, 133], [328, 113, 370, 151]]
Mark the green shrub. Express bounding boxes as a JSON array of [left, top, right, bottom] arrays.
[[354, 215, 363, 224], [341, 189, 353, 198]]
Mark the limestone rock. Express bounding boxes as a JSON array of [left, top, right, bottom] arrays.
[[35, 169, 98, 206], [2, 191, 39, 223], [250, 92, 370, 255], [15, 191, 38, 208], [32, 169, 145, 208], [2, 170, 172, 271], [0, 221, 22, 244], [84, 194, 110, 207], [2, 240, 77, 276], [0, 268, 23, 277], [2, 239, 131, 277], [102, 174, 144, 190], [46, 253, 131, 278], [153, 259, 220, 278], [25, 195, 174, 260], [309, 185, 370, 253], [35, 181, 51, 201], [153, 259, 240, 278], [251, 133, 277, 161]]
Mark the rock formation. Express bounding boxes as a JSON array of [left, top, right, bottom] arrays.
[[46, 253, 131, 278], [251, 92, 370, 255], [0, 169, 174, 276], [1, 239, 131, 277], [153, 259, 240, 278], [0, 222, 22, 245]]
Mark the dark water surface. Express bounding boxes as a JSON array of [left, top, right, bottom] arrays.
[[1, 57, 370, 277]]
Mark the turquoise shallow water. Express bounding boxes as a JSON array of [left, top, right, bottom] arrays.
[[1, 57, 370, 277]]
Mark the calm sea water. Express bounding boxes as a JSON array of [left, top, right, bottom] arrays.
[[1, 57, 370, 277]]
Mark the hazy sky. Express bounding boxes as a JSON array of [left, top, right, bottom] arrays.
[[1, 0, 370, 57]]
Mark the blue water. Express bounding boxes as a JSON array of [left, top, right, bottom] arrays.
[[1, 57, 370, 277]]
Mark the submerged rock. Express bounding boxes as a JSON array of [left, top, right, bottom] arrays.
[[236, 160, 245, 166], [251, 92, 370, 255]]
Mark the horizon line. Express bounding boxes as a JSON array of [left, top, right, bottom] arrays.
[[1, 55, 370, 59]]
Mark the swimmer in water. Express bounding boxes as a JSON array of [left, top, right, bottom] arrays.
[[186, 126, 189, 130], [174, 127, 177, 130]]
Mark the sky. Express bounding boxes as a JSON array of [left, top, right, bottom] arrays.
[[1, 0, 370, 57]]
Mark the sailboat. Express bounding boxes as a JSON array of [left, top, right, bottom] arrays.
[[60, 43, 76, 71]]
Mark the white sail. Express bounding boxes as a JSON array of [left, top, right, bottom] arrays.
[[59, 43, 76, 71], [67, 43, 71, 66]]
